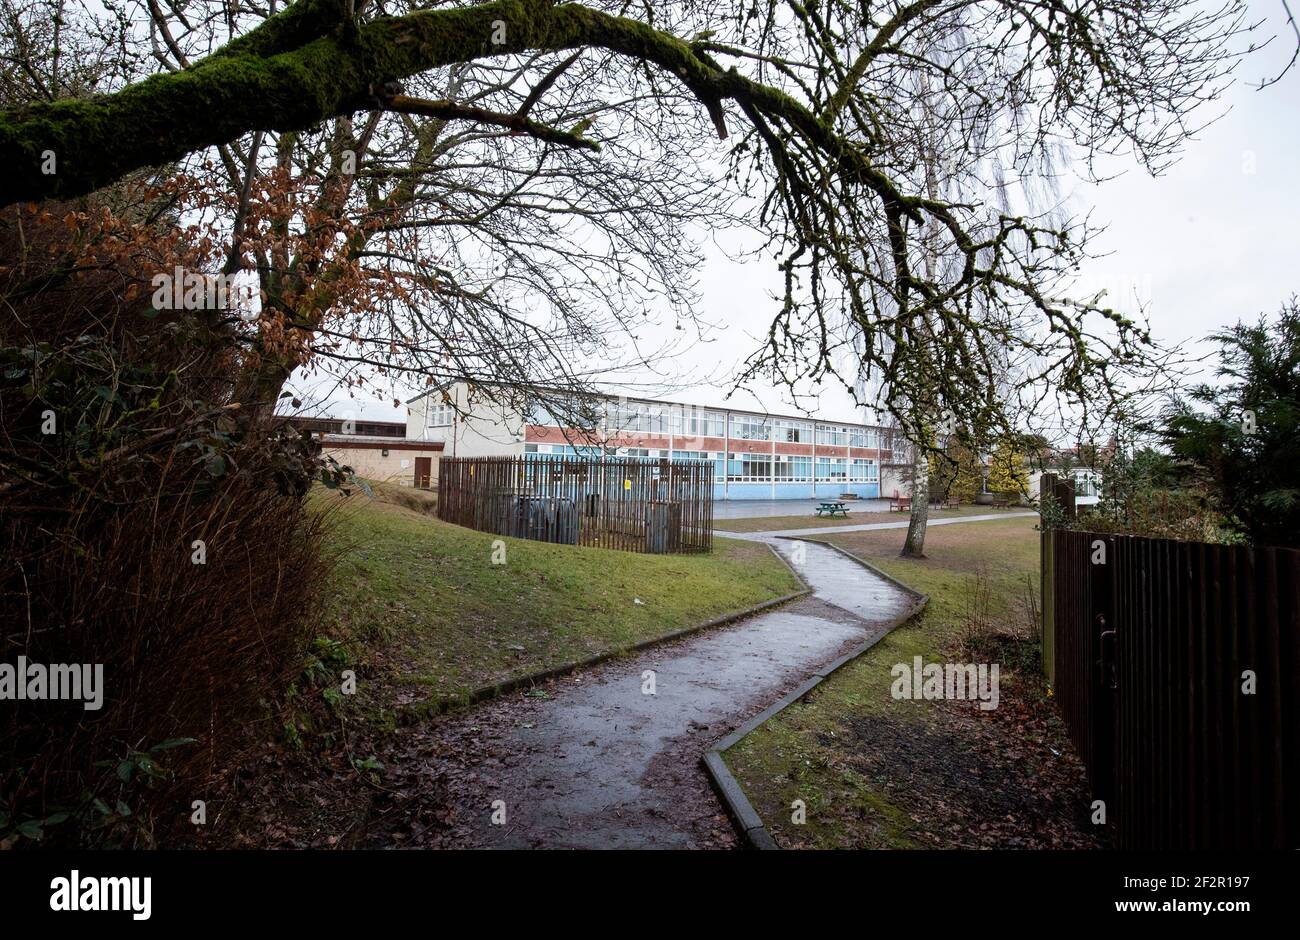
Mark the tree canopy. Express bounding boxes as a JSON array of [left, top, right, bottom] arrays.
[[1160, 300, 1300, 547], [0, 0, 1271, 430]]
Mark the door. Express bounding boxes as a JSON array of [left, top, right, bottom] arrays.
[[414, 456, 432, 489]]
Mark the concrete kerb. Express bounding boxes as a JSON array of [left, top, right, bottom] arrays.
[[701, 535, 929, 850], [400, 541, 812, 722]]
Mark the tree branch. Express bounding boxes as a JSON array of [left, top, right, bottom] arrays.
[[384, 94, 599, 151], [0, 0, 897, 207]]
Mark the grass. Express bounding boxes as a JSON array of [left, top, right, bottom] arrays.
[[316, 491, 803, 715], [722, 516, 1098, 849], [713, 504, 1016, 532], [363, 480, 438, 516]]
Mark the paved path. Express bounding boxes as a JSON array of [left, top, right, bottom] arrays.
[[713, 497, 891, 519], [716, 510, 1037, 540], [412, 538, 914, 849]]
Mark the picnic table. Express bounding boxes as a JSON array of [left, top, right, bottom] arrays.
[[815, 500, 850, 518]]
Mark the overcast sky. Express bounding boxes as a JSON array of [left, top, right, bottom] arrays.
[[303, 2, 1299, 431]]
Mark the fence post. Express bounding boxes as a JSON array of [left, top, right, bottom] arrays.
[[1055, 476, 1077, 522], [1040, 473, 1057, 684], [1090, 532, 1117, 819]]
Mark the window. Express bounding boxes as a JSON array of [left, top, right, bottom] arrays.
[[728, 453, 772, 482], [1073, 470, 1099, 497], [772, 418, 813, 443], [527, 396, 601, 429], [670, 450, 724, 480], [525, 400, 556, 426], [524, 443, 539, 453], [676, 449, 728, 478], [674, 407, 726, 438], [816, 424, 849, 446], [816, 456, 849, 481], [849, 427, 879, 449], [608, 400, 670, 434], [773, 455, 813, 480], [851, 458, 878, 482], [427, 402, 454, 427], [729, 415, 771, 441]]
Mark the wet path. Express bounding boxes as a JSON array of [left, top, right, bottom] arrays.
[[717, 511, 1036, 540], [406, 538, 914, 849]]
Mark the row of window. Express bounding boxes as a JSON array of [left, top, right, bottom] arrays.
[[521, 445, 878, 484], [522, 397, 881, 446], [429, 397, 885, 453], [727, 455, 878, 483], [527, 444, 700, 460]]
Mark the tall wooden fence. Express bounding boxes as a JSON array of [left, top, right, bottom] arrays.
[[1044, 525, 1300, 848], [437, 455, 713, 554]]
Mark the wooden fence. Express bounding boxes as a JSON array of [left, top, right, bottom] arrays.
[[437, 455, 713, 554], [1043, 517, 1300, 848]]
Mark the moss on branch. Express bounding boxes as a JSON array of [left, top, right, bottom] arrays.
[[0, 0, 902, 211]]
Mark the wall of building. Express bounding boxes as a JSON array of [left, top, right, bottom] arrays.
[[1027, 467, 1102, 506], [408, 384, 526, 457], [323, 441, 443, 488], [713, 480, 881, 500], [880, 465, 911, 499], [409, 382, 889, 500]]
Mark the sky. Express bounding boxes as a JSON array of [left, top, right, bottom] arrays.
[[302, 1, 1300, 433]]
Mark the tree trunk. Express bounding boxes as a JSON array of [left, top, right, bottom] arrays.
[[899, 91, 942, 561], [901, 445, 929, 557]]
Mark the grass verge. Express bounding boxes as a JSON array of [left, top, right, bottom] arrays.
[[319, 491, 802, 717], [713, 505, 1012, 533], [722, 516, 1102, 849], [198, 488, 802, 847]]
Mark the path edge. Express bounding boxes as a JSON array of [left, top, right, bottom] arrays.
[[701, 537, 928, 850], [400, 541, 811, 722]]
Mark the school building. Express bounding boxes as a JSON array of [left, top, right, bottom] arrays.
[[405, 383, 894, 501]]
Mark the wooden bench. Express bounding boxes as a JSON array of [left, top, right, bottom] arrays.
[[815, 501, 849, 518], [889, 496, 912, 512]]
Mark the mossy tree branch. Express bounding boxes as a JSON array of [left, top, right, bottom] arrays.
[[0, 0, 897, 210]]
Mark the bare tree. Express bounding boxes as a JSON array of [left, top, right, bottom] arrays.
[[0, 0, 1278, 436]]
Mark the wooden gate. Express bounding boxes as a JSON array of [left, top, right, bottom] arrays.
[[1045, 526, 1300, 848]]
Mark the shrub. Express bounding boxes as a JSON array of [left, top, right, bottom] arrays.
[[986, 437, 1030, 498], [0, 204, 338, 846], [1159, 301, 1300, 548]]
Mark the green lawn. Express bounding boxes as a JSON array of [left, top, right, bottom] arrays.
[[317, 493, 802, 713], [722, 516, 1099, 849], [712, 504, 1010, 533]]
